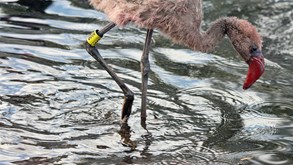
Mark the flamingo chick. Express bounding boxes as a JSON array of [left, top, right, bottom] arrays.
[[86, 0, 265, 124]]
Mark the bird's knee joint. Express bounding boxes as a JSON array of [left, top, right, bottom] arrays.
[[141, 58, 150, 66], [125, 92, 134, 101], [141, 62, 151, 75], [143, 66, 150, 74]]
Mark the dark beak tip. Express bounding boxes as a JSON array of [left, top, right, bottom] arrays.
[[243, 84, 251, 90]]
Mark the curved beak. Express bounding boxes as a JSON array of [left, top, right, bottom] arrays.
[[243, 53, 265, 90]]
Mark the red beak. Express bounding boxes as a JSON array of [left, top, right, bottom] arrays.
[[243, 55, 265, 90]]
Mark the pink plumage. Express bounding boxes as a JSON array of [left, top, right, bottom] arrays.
[[90, 0, 205, 49]]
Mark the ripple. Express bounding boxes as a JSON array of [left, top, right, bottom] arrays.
[[243, 100, 293, 118], [237, 100, 293, 143], [239, 152, 293, 165]]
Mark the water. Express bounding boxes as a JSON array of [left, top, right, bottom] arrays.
[[0, 0, 292, 164]]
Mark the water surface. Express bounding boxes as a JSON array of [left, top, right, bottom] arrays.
[[0, 0, 293, 164]]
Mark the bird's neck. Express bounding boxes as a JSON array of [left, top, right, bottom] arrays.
[[184, 17, 231, 53]]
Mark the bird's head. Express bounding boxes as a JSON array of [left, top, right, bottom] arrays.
[[226, 18, 265, 90]]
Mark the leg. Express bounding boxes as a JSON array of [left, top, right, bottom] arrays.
[[85, 22, 134, 123], [140, 29, 153, 126]]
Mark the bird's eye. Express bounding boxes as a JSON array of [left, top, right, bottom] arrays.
[[250, 45, 262, 57], [251, 46, 258, 53]]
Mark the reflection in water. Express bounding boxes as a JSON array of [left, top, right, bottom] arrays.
[[0, 0, 293, 164]]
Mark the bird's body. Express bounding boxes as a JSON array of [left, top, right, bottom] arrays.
[[91, 0, 202, 29], [87, 0, 265, 123], [90, 0, 207, 49]]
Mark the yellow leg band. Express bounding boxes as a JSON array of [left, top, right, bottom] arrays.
[[87, 30, 102, 46]]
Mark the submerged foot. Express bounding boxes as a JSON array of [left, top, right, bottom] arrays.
[[118, 122, 137, 150]]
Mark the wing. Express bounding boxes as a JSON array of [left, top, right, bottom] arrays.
[[132, 0, 203, 46], [90, 0, 202, 28], [130, 0, 202, 31], [90, 0, 203, 45]]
